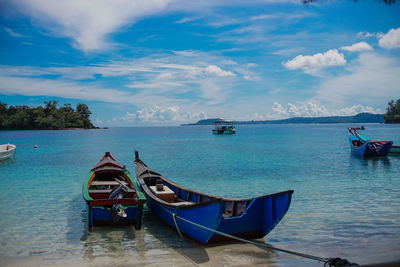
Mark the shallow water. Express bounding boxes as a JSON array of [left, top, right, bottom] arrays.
[[0, 124, 399, 266]]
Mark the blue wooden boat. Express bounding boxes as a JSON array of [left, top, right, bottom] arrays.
[[134, 151, 293, 243], [83, 152, 146, 230], [348, 127, 393, 157]]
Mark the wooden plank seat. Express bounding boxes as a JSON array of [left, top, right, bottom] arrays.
[[89, 188, 137, 200], [169, 201, 193, 206], [89, 188, 135, 194], [91, 181, 128, 186]]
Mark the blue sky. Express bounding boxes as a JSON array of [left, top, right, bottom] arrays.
[[1, 0, 400, 126]]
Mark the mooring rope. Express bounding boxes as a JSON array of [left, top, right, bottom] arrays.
[[162, 205, 359, 267], [172, 205, 184, 239]]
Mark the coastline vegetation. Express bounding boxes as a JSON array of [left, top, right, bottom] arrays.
[[0, 100, 96, 130], [383, 99, 400, 123]]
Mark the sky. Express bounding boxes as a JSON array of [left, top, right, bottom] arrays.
[[0, 0, 399, 126]]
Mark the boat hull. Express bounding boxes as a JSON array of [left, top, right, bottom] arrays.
[[210, 191, 293, 241], [389, 145, 400, 155], [88, 204, 141, 226], [349, 139, 393, 157], [0, 144, 16, 161], [212, 129, 235, 135], [143, 191, 223, 243]]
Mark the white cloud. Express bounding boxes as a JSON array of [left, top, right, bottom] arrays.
[[13, 0, 172, 52], [173, 50, 199, 57], [283, 49, 346, 74], [3, 27, 25, 38], [122, 105, 206, 123], [314, 53, 400, 107], [11, 0, 302, 52], [222, 59, 237, 65], [0, 50, 242, 109], [250, 12, 316, 21], [268, 102, 381, 119], [205, 65, 235, 77], [379, 27, 400, 49], [357, 31, 383, 39], [341, 42, 373, 52]]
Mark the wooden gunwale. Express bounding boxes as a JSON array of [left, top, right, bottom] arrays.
[[136, 159, 293, 203], [88, 198, 146, 206]]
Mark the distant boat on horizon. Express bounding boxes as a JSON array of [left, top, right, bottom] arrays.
[[212, 120, 236, 135]]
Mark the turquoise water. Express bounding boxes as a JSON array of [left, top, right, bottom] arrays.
[[1, 124, 399, 266]]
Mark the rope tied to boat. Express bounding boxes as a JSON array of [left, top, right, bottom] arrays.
[[162, 204, 359, 267], [172, 205, 183, 239]]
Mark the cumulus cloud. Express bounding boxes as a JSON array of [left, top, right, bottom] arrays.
[[379, 27, 400, 49], [314, 53, 400, 107], [268, 102, 381, 119], [205, 65, 235, 77], [12, 0, 172, 51], [341, 42, 373, 52], [122, 105, 206, 123], [282, 49, 346, 74]]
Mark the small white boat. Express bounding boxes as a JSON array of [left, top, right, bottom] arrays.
[[0, 144, 16, 161]]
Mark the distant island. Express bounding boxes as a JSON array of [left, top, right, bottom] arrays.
[[182, 112, 384, 126], [0, 100, 97, 130]]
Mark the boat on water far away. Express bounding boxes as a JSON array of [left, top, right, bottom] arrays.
[[212, 121, 236, 135], [0, 143, 16, 161], [348, 127, 393, 157], [389, 145, 400, 155], [134, 151, 293, 243], [82, 152, 146, 230]]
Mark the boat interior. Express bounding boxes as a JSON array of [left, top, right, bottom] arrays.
[[141, 172, 249, 218], [351, 139, 365, 147], [89, 171, 136, 200]]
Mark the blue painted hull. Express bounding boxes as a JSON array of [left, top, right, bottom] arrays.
[[212, 192, 293, 241], [349, 139, 393, 157], [88, 204, 141, 226], [135, 153, 293, 243], [142, 191, 223, 243]]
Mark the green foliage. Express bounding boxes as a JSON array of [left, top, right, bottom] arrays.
[[383, 99, 400, 123], [0, 101, 96, 130]]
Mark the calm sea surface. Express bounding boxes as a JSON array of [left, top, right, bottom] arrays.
[[1, 124, 399, 266]]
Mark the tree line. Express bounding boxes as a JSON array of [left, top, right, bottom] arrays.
[[0, 100, 96, 130], [383, 99, 400, 123]]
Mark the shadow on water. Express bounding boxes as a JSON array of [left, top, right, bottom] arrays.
[[143, 206, 278, 265], [0, 157, 16, 166], [142, 207, 211, 264], [66, 195, 88, 243], [67, 195, 144, 262], [66, 196, 277, 265]]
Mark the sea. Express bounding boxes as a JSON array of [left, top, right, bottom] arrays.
[[1, 124, 399, 266]]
